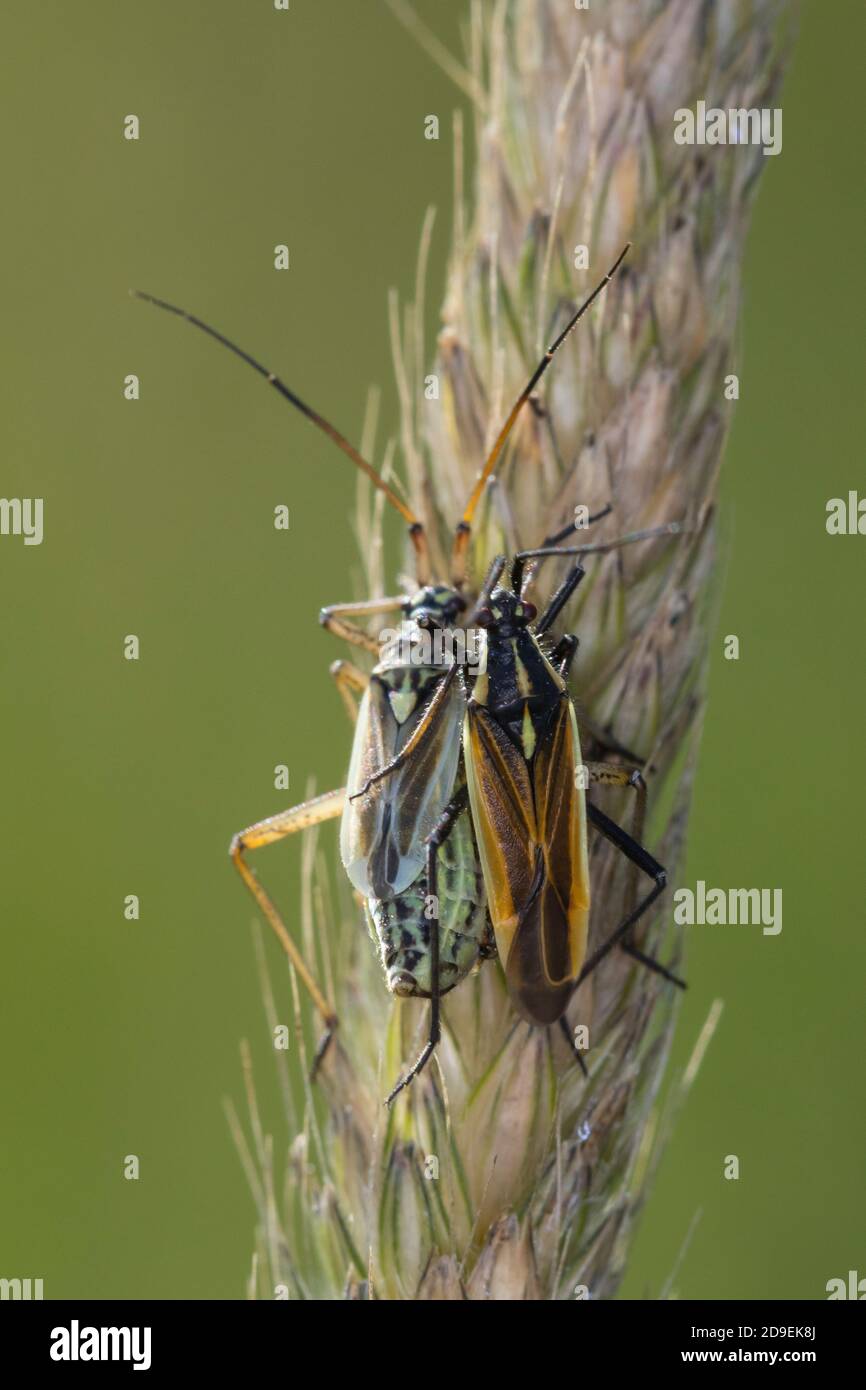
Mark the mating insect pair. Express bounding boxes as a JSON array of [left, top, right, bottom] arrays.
[[137, 244, 685, 1105]]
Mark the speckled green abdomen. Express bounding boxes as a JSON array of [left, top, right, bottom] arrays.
[[367, 806, 493, 999]]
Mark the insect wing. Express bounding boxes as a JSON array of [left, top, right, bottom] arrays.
[[341, 669, 463, 898], [464, 698, 589, 1024]]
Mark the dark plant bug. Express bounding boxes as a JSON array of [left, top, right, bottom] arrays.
[[463, 547, 685, 1036], [350, 521, 684, 1097], [134, 243, 682, 1102]]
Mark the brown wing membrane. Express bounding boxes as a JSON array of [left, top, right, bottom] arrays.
[[464, 706, 537, 934], [464, 698, 590, 1025]]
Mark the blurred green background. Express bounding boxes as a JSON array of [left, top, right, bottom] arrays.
[[0, 1, 863, 1300]]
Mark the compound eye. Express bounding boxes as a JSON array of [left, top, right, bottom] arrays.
[[519, 601, 537, 623], [475, 605, 494, 628]]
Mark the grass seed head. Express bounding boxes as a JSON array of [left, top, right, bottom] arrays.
[[238, 0, 791, 1301]]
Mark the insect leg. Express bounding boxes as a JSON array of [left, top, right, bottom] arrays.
[[587, 761, 646, 808], [577, 710, 644, 765], [385, 786, 470, 1106], [580, 798, 685, 989], [557, 1017, 589, 1077], [320, 594, 408, 655], [230, 789, 345, 1071], [592, 766, 685, 983], [550, 632, 579, 678], [329, 659, 368, 725], [587, 762, 648, 912], [533, 563, 586, 636], [549, 638, 645, 762]]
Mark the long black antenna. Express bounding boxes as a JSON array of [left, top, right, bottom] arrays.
[[133, 290, 420, 528], [452, 243, 631, 581]]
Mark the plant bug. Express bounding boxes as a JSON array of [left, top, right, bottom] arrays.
[[134, 244, 679, 1101], [463, 545, 685, 1035]]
